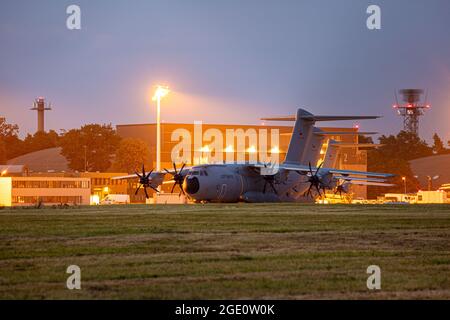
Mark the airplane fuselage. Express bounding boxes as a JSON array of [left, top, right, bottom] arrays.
[[181, 164, 335, 203]]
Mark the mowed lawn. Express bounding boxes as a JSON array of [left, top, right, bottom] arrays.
[[0, 204, 449, 299]]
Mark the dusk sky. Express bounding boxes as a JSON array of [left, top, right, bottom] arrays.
[[1, 0, 449, 143]]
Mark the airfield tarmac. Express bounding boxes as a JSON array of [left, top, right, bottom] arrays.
[[0, 204, 449, 299]]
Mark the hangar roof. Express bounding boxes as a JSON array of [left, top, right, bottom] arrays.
[[7, 147, 70, 173], [410, 154, 450, 189]]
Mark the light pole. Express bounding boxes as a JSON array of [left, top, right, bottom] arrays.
[[402, 176, 407, 194], [152, 85, 170, 172], [84, 145, 87, 172]]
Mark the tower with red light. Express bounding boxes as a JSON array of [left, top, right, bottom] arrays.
[[30, 97, 52, 133], [392, 89, 430, 136]]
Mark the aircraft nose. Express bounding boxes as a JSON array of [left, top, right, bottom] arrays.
[[184, 176, 200, 194]]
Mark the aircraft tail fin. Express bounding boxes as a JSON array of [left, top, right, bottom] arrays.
[[263, 109, 315, 165], [322, 139, 340, 168], [328, 143, 383, 148], [261, 108, 381, 165]]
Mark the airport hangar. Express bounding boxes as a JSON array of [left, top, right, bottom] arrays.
[[0, 123, 367, 206]]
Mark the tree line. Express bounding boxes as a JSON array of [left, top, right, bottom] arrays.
[[0, 117, 149, 173], [360, 131, 450, 197]]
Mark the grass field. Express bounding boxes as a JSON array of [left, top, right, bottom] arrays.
[[0, 204, 449, 299]]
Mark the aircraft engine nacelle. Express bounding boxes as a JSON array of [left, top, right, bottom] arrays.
[[341, 182, 351, 193], [318, 170, 336, 189]]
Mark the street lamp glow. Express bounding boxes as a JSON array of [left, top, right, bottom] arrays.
[[152, 86, 170, 101], [152, 85, 170, 174]]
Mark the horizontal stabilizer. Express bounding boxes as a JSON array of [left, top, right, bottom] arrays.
[[330, 143, 383, 148], [262, 116, 380, 122], [314, 131, 378, 136], [302, 115, 380, 121], [347, 181, 396, 187], [261, 116, 296, 121], [281, 131, 377, 136]]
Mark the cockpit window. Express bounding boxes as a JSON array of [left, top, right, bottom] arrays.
[[191, 171, 200, 176]]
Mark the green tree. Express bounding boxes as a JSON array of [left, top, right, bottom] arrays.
[[0, 137, 6, 164], [376, 131, 433, 161], [432, 133, 447, 154], [23, 130, 60, 153], [358, 134, 374, 144], [60, 124, 121, 172], [112, 138, 150, 173], [0, 117, 19, 137], [0, 117, 23, 160], [366, 131, 433, 198]]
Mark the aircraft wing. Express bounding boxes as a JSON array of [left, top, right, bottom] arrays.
[[112, 165, 193, 181], [111, 172, 166, 180], [332, 175, 388, 183], [345, 181, 396, 187], [278, 163, 394, 179], [111, 173, 140, 180]]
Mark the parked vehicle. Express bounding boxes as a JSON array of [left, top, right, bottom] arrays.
[[100, 194, 130, 205]]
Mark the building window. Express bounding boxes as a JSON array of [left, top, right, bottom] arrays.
[[12, 196, 83, 204], [12, 180, 89, 189]]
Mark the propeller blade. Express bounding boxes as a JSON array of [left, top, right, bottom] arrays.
[[135, 184, 141, 195], [164, 168, 171, 175], [269, 181, 278, 195], [146, 169, 153, 179], [304, 184, 313, 197], [142, 164, 146, 177], [150, 185, 159, 193], [171, 183, 176, 194], [307, 186, 312, 198], [315, 184, 322, 197], [143, 186, 149, 199], [180, 163, 186, 174], [135, 171, 142, 179], [173, 162, 177, 174]]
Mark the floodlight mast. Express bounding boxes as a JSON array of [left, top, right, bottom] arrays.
[[152, 86, 170, 172]]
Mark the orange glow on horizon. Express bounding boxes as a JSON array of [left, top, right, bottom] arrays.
[[270, 146, 280, 154]]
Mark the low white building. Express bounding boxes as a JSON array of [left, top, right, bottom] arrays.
[[417, 190, 447, 204], [0, 177, 91, 207]]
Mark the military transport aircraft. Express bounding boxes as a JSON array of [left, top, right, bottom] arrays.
[[114, 108, 395, 203]]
